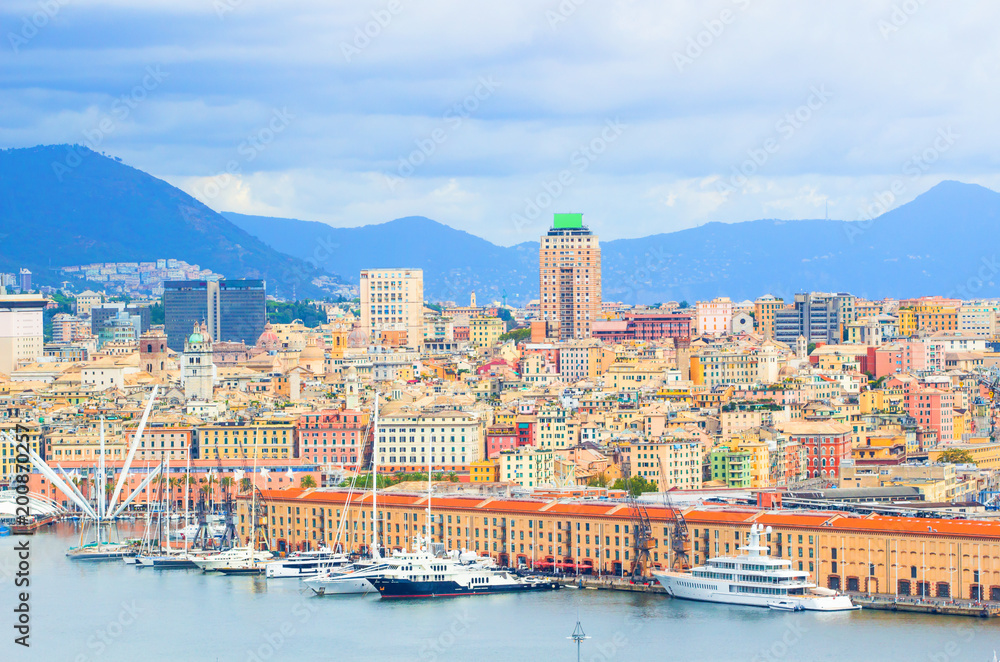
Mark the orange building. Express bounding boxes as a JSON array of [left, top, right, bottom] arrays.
[[240, 490, 1000, 600]]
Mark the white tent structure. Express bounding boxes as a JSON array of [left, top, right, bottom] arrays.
[[20, 386, 165, 559]]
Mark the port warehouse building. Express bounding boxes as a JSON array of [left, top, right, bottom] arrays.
[[243, 489, 1000, 601]]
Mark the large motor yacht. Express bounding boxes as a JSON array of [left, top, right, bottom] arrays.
[[653, 523, 859, 612]]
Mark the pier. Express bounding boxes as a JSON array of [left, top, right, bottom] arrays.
[[847, 593, 1000, 618], [554, 578, 1000, 617], [556, 576, 667, 594], [9, 514, 58, 535]]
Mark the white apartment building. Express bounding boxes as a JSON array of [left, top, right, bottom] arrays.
[[696, 297, 734, 336], [693, 346, 782, 388], [536, 405, 578, 450], [500, 446, 554, 488], [376, 409, 481, 469], [360, 268, 424, 347], [0, 295, 46, 375], [958, 301, 1000, 337]]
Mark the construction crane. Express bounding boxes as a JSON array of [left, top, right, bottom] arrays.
[[658, 457, 691, 571], [626, 489, 655, 581]]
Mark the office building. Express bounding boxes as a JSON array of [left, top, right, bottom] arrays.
[[218, 279, 267, 346], [539, 213, 601, 340], [774, 292, 848, 346], [18, 268, 31, 293], [0, 294, 46, 374], [91, 303, 150, 338], [163, 279, 265, 351], [360, 269, 424, 347]]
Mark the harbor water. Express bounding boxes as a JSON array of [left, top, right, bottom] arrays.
[[3, 523, 1000, 661]]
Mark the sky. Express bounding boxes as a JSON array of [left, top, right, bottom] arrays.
[[2, 0, 998, 246]]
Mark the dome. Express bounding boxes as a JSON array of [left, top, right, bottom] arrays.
[[189, 332, 203, 343], [300, 339, 325, 360], [347, 325, 369, 348], [256, 323, 280, 350]]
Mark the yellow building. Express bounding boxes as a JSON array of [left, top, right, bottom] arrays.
[[753, 295, 783, 338], [897, 309, 916, 337], [470, 459, 499, 482], [928, 439, 1000, 469], [197, 418, 297, 460], [605, 361, 668, 392], [470, 316, 505, 348], [621, 438, 704, 490], [1, 422, 43, 483], [859, 389, 905, 415]]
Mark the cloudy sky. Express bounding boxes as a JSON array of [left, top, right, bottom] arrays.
[[2, 0, 997, 245]]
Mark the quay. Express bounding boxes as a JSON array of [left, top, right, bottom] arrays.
[[9, 513, 58, 535], [554, 577, 1000, 616], [848, 593, 1000, 618], [556, 575, 666, 594]]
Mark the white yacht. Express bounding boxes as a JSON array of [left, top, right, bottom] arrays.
[[653, 523, 859, 612], [367, 542, 560, 599], [304, 558, 392, 595], [264, 549, 350, 579], [191, 546, 273, 572]]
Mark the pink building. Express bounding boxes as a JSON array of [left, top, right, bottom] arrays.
[[904, 388, 955, 444], [873, 341, 927, 377], [297, 409, 370, 468], [696, 298, 734, 336]]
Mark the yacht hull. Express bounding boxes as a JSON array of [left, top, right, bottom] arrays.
[[653, 572, 858, 612], [371, 577, 562, 599]]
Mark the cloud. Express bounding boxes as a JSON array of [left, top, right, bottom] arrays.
[[2, 0, 999, 244]]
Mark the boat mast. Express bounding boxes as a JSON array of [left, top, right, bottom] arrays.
[[98, 418, 105, 542], [249, 451, 258, 550], [372, 392, 379, 560], [427, 425, 432, 547], [164, 455, 170, 553], [184, 453, 191, 555]]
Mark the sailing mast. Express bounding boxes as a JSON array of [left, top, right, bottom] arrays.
[[164, 455, 171, 553], [372, 392, 379, 560], [98, 418, 106, 542], [184, 453, 191, 555], [427, 422, 432, 547]]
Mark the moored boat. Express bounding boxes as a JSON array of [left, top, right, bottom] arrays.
[[652, 523, 859, 612]]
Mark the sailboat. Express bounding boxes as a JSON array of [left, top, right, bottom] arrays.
[[137, 455, 199, 569], [306, 393, 388, 595], [198, 453, 273, 574], [37, 390, 164, 561]]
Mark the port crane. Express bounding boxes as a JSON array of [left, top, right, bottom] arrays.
[[658, 457, 691, 571]]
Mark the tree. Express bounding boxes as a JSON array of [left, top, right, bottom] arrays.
[[678, 300, 690, 309], [498, 328, 530, 344], [611, 475, 659, 496], [937, 448, 975, 465], [807, 342, 817, 354], [300, 475, 317, 488]]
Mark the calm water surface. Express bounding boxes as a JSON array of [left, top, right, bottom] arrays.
[[3, 523, 999, 661]]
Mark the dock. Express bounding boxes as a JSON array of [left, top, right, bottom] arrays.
[[9, 514, 58, 535], [552, 579, 1000, 617], [556, 576, 667, 594], [848, 594, 1000, 618]]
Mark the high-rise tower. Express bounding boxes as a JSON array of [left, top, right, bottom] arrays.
[[539, 213, 601, 340]]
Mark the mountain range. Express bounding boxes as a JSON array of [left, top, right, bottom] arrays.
[[226, 180, 1000, 304], [2, 144, 998, 305], [0, 145, 332, 299]]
